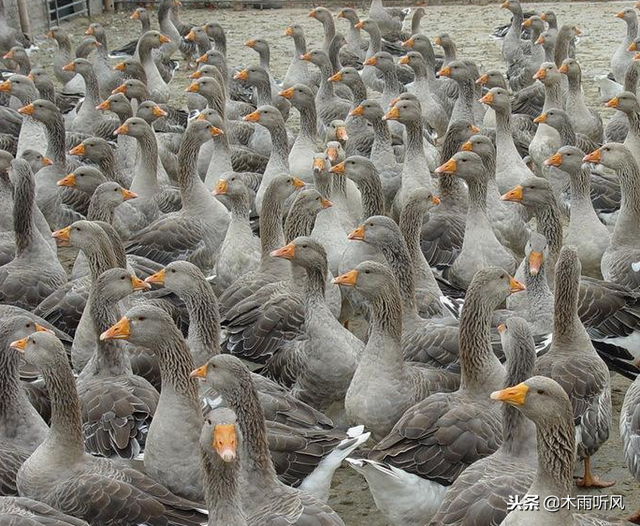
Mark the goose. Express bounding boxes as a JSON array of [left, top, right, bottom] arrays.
[[506, 16, 545, 93], [282, 24, 311, 89], [212, 177, 260, 294], [143, 262, 369, 499], [545, 146, 610, 278], [12, 331, 207, 525], [559, 58, 604, 143], [438, 60, 483, 125], [606, 91, 640, 166], [337, 8, 367, 62], [0, 316, 50, 496], [189, 354, 346, 525], [353, 18, 386, 92], [348, 268, 524, 526], [535, 245, 614, 488], [429, 317, 537, 526], [621, 373, 640, 523], [0, 159, 67, 310], [198, 407, 246, 525], [83, 23, 122, 99], [585, 144, 640, 289], [45, 27, 85, 95], [612, 8, 638, 83], [461, 133, 530, 256], [218, 175, 304, 316], [28, 67, 82, 117], [309, 7, 362, 69], [110, 7, 151, 58], [233, 64, 290, 123], [335, 260, 457, 441], [243, 38, 282, 100], [436, 151, 516, 289], [300, 49, 351, 132], [492, 376, 629, 525], [0, 74, 48, 158], [125, 119, 230, 271], [3, 45, 30, 74], [0, 498, 89, 526], [500, 0, 529, 67], [135, 31, 172, 103], [278, 84, 323, 183]]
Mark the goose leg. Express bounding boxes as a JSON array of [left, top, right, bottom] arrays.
[[576, 456, 615, 489]]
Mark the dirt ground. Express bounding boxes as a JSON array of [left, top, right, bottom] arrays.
[[24, 2, 640, 524]]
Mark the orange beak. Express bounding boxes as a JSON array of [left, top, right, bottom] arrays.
[[112, 84, 127, 95], [62, 62, 75, 72], [461, 141, 473, 151], [159, 35, 171, 44], [131, 9, 140, 19], [364, 57, 377, 66], [121, 188, 138, 201], [100, 316, 131, 341], [185, 29, 196, 41], [435, 158, 457, 175], [35, 323, 54, 335], [535, 35, 545, 45], [212, 179, 228, 196], [398, 55, 410, 65], [3, 50, 14, 60], [326, 147, 339, 162], [476, 74, 489, 85], [0, 80, 10, 92], [321, 198, 332, 209], [349, 105, 364, 117], [196, 53, 208, 64], [209, 126, 224, 137], [85, 26, 94, 35], [635, 52, 640, 61], [336, 126, 348, 142], [437, 66, 452, 78], [528, 251, 543, 276], [233, 69, 249, 81], [616, 11, 625, 18], [434, 36, 442, 46], [501, 1, 509, 7], [308, 9, 317, 18], [131, 275, 151, 291], [243, 111, 260, 122], [401, 38, 414, 48], [470, 125, 480, 133], [46, 30, 55, 38], [190, 363, 208, 378], [18, 103, 34, 115], [329, 161, 345, 174], [9, 337, 28, 353], [354, 21, 364, 29], [57, 174, 76, 187], [270, 242, 295, 260], [185, 82, 199, 93], [533, 68, 546, 80], [52, 226, 70, 244], [213, 424, 238, 462], [244, 39, 257, 48], [144, 268, 166, 286], [152, 105, 168, 117], [497, 323, 506, 334], [509, 276, 526, 293], [96, 100, 110, 111], [544, 152, 562, 167], [558, 64, 569, 74], [189, 70, 203, 79], [383, 106, 400, 121], [292, 177, 305, 189], [300, 52, 312, 61], [629, 42, 638, 52], [69, 143, 85, 156], [491, 382, 529, 405], [583, 149, 602, 163], [114, 123, 129, 136], [42, 157, 53, 167], [606, 97, 620, 108], [522, 19, 532, 28], [284, 26, 294, 37], [500, 185, 523, 202], [313, 157, 325, 173], [533, 113, 547, 124], [347, 225, 365, 241], [332, 269, 359, 287], [279, 87, 294, 99], [328, 71, 343, 82], [431, 195, 441, 205]]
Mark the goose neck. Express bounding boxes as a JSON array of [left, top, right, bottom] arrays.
[[298, 103, 318, 142], [376, 235, 418, 316], [353, 174, 384, 217], [259, 188, 286, 259], [182, 282, 221, 357], [131, 128, 160, 196], [201, 449, 246, 526], [543, 82, 562, 111], [612, 162, 640, 246], [155, 326, 200, 400], [43, 113, 67, 164]]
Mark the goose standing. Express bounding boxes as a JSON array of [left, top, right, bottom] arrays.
[[612, 8, 639, 83], [535, 246, 614, 489]]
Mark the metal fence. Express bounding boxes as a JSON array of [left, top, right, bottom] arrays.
[[48, 0, 90, 27]]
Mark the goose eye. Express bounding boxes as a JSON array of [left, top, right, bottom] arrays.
[[138, 316, 145, 321], [171, 269, 176, 273], [537, 389, 545, 395], [120, 276, 125, 280]]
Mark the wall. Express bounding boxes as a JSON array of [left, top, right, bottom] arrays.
[[2, 0, 104, 35]]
